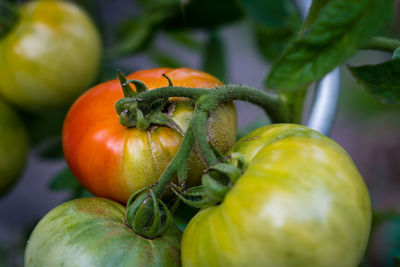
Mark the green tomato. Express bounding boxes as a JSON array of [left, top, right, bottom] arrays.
[[0, 98, 28, 197], [182, 124, 371, 267], [25, 197, 182, 266], [0, 0, 102, 110]]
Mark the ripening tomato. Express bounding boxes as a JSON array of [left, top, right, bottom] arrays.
[[62, 68, 237, 203], [0, 0, 101, 110], [25, 197, 182, 266], [0, 99, 28, 197], [181, 124, 371, 267]]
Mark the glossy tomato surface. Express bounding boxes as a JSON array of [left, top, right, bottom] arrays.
[[0, 99, 28, 197], [0, 0, 101, 110], [25, 197, 182, 266], [181, 124, 371, 267], [62, 68, 237, 203]]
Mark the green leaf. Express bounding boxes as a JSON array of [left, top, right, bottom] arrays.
[[19, 107, 68, 146], [252, 0, 301, 62], [202, 31, 226, 81], [168, 30, 203, 51], [106, 18, 156, 58], [49, 167, 93, 199], [302, 0, 333, 30], [149, 50, 185, 69], [49, 167, 80, 191], [36, 137, 63, 160], [393, 47, 400, 60], [348, 59, 400, 104], [238, 0, 290, 27], [266, 0, 395, 91], [254, 24, 299, 62], [168, 0, 243, 28]]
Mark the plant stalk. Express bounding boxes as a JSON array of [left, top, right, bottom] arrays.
[[361, 36, 400, 53], [135, 85, 290, 123], [124, 82, 292, 238]]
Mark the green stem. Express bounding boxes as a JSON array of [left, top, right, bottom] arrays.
[[124, 82, 292, 238], [361, 36, 400, 52], [152, 128, 195, 198], [190, 95, 219, 166], [135, 85, 289, 123], [213, 85, 289, 123], [141, 85, 289, 200]]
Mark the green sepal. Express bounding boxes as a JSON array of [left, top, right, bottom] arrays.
[[132, 197, 150, 235], [170, 184, 218, 208], [208, 162, 242, 185], [162, 73, 174, 86], [157, 199, 174, 235], [137, 190, 160, 239], [118, 71, 137, 98], [126, 188, 148, 226], [227, 152, 247, 173], [126, 187, 174, 239], [136, 109, 150, 130], [126, 79, 149, 93], [115, 97, 136, 115], [202, 173, 230, 201]]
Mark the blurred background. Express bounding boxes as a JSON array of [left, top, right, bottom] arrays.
[[0, 0, 399, 266]]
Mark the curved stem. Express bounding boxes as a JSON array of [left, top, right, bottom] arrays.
[[148, 85, 289, 199], [213, 85, 289, 123], [138, 86, 208, 102], [136, 85, 289, 123], [125, 82, 292, 238], [152, 128, 195, 198], [361, 36, 400, 53], [191, 95, 219, 166]]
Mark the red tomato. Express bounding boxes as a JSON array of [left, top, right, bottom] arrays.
[[62, 68, 237, 203]]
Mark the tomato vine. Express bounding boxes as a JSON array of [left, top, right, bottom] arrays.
[[115, 71, 291, 238]]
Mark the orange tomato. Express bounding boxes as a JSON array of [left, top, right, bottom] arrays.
[[62, 68, 237, 203]]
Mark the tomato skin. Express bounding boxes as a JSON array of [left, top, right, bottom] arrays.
[[62, 68, 237, 204], [25, 197, 182, 266], [0, 0, 101, 110], [0, 99, 28, 197], [181, 124, 371, 267]]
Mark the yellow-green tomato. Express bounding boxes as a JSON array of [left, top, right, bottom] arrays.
[[0, 0, 102, 110], [25, 197, 182, 266], [0, 98, 28, 197], [182, 124, 371, 267]]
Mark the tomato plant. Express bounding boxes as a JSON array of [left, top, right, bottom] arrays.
[[0, 0, 101, 110], [4, 0, 397, 265], [0, 98, 28, 197], [24, 197, 182, 266], [62, 67, 237, 204], [180, 124, 371, 267]]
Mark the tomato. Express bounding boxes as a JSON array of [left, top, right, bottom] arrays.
[[0, 0, 101, 110], [62, 68, 237, 204], [25, 197, 182, 266], [181, 124, 371, 267], [0, 98, 28, 197]]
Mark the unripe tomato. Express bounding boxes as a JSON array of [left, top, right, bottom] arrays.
[[25, 197, 182, 266], [62, 68, 237, 203], [182, 124, 371, 267], [0, 0, 102, 110], [0, 98, 28, 197]]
